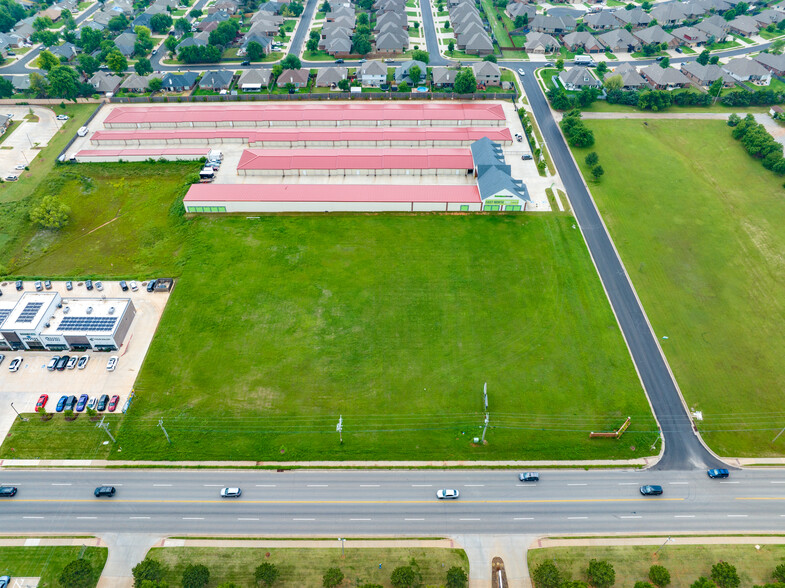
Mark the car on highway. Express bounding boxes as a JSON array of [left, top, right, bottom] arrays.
[[97, 394, 110, 411], [436, 488, 460, 499], [56, 114, 69, 120], [9, 356, 22, 372], [66, 356, 77, 370], [106, 356, 118, 372], [521, 154, 533, 160], [47, 356, 60, 371], [640, 485, 663, 496], [94, 486, 116, 497], [518, 472, 539, 482], [36, 394, 48, 411], [55, 395, 68, 412], [518, 68, 525, 75], [220, 487, 242, 497], [0, 486, 17, 497], [108, 395, 120, 412], [77, 355, 89, 370], [708, 468, 730, 479], [76, 394, 89, 412]]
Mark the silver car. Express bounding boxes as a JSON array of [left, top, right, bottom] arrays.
[[220, 487, 242, 498], [436, 488, 459, 500]]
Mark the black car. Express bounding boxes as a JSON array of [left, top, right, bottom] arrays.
[[147, 279, 157, 292], [66, 280, 73, 291], [55, 355, 70, 371], [97, 394, 110, 411], [708, 468, 730, 479], [640, 485, 663, 496], [94, 486, 116, 497], [0, 486, 17, 497], [65, 395, 77, 411], [15, 280, 22, 291], [335, 58, 344, 64], [656, 56, 666, 61], [85, 279, 93, 291], [241, 60, 250, 66], [120, 280, 129, 291]]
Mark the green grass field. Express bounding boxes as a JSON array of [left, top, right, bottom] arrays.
[[0, 546, 107, 588], [148, 546, 467, 587], [573, 119, 785, 457], [528, 544, 785, 587]]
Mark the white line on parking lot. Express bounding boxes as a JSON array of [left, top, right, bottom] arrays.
[[464, 484, 484, 487], [238, 518, 259, 521], [51, 483, 72, 486], [77, 516, 97, 519], [203, 484, 224, 487], [405, 518, 424, 521], [567, 483, 587, 486], [255, 484, 276, 487], [674, 515, 695, 518], [514, 517, 534, 520], [720, 481, 739, 484], [307, 484, 328, 487], [460, 518, 481, 521], [101, 484, 122, 486], [727, 514, 747, 517], [350, 518, 371, 521], [669, 482, 688, 485], [412, 484, 432, 487], [771, 481, 785, 484], [23, 516, 44, 519], [618, 482, 638, 485]]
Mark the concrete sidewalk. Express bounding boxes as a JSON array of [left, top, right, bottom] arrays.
[[533, 535, 785, 549]]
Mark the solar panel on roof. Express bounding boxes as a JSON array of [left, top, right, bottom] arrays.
[[0, 309, 11, 324], [17, 302, 43, 323], [58, 316, 118, 332]]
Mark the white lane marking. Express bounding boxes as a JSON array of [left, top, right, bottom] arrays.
[[77, 516, 97, 519], [674, 515, 695, 518], [567, 483, 587, 486], [618, 482, 638, 485], [293, 518, 315, 521], [51, 483, 72, 486], [727, 514, 747, 518], [669, 482, 688, 485], [770, 481, 785, 484], [350, 518, 372, 521], [153, 484, 172, 487], [405, 518, 424, 521], [307, 484, 328, 487], [203, 484, 224, 487], [514, 517, 534, 520], [101, 484, 122, 486], [620, 515, 641, 519], [464, 484, 485, 487], [238, 518, 259, 521], [182, 517, 204, 520], [23, 516, 44, 519], [360, 484, 380, 487], [255, 484, 276, 487], [460, 518, 481, 521], [516, 484, 537, 487], [129, 517, 150, 519], [720, 481, 739, 484], [412, 484, 432, 487], [568, 516, 588, 520]]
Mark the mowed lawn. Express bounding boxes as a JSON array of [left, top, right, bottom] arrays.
[[113, 214, 655, 461], [573, 119, 785, 456], [529, 544, 785, 587], [0, 546, 107, 588]]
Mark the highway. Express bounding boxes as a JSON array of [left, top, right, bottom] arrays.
[[2, 469, 785, 536]]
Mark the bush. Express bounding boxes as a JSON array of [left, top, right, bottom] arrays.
[[691, 578, 717, 588], [586, 559, 615, 588], [255, 562, 279, 586], [531, 561, 562, 588], [323, 567, 344, 588], [30, 195, 70, 229], [182, 563, 210, 588], [635, 583, 655, 588], [711, 561, 740, 588], [58, 558, 94, 588], [727, 113, 741, 127], [132, 558, 167, 585], [562, 582, 589, 588], [391, 565, 418, 588], [446, 566, 468, 588], [649, 565, 670, 587], [560, 110, 594, 148]]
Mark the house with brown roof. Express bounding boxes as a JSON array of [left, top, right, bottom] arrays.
[[562, 31, 603, 53], [639, 64, 691, 89], [598, 28, 640, 53], [525, 31, 560, 54], [278, 68, 309, 87], [680, 62, 735, 87]]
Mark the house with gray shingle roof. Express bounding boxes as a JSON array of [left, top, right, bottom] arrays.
[[89, 71, 122, 93], [238, 68, 271, 91], [277, 68, 309, 87], [525, 31, 560, 54], [727, 14, 759, 36], [470, 137, 530, 211], [604, 62, 646, 89], [598, 28, 640, 53], [722, 57, 771, 82], [472, 61, 500, 86], [562, 31, 603, 53], [680, 62, 735, 86], [559, 66, 600, 90], [530, 14, 576, 34], [584, 10, 619, 31], [671, 26, 708, 46], [120, 73, 155, 92], [394, 60, 426, 84], [360, 60, 387, 86], [315, 66, 348, 87], [754, 51, 785, 76], [432, 67, 456, 88], [634, 25, 678, 48], [505, 2, 535, 21], [639, 64, 691, 89], [612, 7, 651, 29], [199, 70, 234, 91], [650, 3, 688, 26], [114, 32, 137, 57]]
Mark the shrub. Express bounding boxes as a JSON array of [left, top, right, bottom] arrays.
[[322, 567, 344, 588], [30, 195, 70, 229], [182, 563, 209, 588], [390, 565, 417, 588], [446, 566, 468, 588], [255, 562, 279, 586], [132, 558, 166, 585], [531, 561, 562, 588], [58, 558, 94, 588], [586, 559, 615, 588], [691, 578, 717, 588], [649, 565, 671, 587], [635, 583, 655, 588], [711, 561, 740, 588]]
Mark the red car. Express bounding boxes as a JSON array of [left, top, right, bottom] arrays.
[[107, 395, 120, 412], [35, 394, 48, 411]]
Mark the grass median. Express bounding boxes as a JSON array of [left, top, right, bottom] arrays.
[[0, 545, 107, 588]]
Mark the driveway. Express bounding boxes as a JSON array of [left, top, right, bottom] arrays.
[[0, 106, 60, 178]]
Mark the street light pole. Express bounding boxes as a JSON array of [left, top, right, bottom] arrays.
[[10, 402, 28, 422], [655, 536, 673, 555]]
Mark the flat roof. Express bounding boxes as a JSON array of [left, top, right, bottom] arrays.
[[103, 103, 507, 125], [237, 148, 474, 170], [41, 298, 130, 336], [76, 148, 209, 157], [1, 292, 58, 331], [91, 127, 512, 143], [184, 184, 482, 203]]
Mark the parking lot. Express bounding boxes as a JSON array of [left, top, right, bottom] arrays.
[[0, 280, 171, 437], [0, 106, 63, 179]]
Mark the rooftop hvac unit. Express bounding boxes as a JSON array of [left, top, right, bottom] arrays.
[[63, 306, 70, 314], [108, 307, 115, 314], [45, 322, 50, 328], [86, 306, 92, 314]]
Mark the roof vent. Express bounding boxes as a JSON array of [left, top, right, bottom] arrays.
[[108, 307, 115, 314], [45, 322, 50, 328], [86, 306, 92, 314], [63, 306, 70, 314]]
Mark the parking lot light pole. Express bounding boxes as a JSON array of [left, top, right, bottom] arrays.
[[10, 402, 28, 422]]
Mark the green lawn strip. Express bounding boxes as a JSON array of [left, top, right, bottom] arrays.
[[580, 99, 772, 114], [149, 546, 467, 587], [604, 51, 617, 60], [706, 39, 741, 51], [731, 33, 755, 44], [0, 103, 96, 205], [760, 28, 785, 40], [480, 0, 511, 45], [528, 544, 785, 587], [106, 214, 653, 462], [0, 161, 198, 278], [526, 108, 555, 175], [572, 119, 785, 457], [0, 414, 118, 459], [541, 67, 562, 91], [545, 187, 557, 209], [0, 546, 107, 588], [557, 189, 570, 212], [0, 120, 22, 145], [303, 50, 338, 61], [679, 46, 696, 54]]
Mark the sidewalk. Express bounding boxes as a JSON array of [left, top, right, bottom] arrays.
[[533, 535, 785, 549]]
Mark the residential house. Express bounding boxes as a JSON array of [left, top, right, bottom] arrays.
[[727, 15, 759, 36], [374, 11, 407, 31], [360, 60, 387, 86], [375, 29, 408, 52], [199, 70, 234, 91], [697, 0, 733, 12], [12, 22, 34, 43], [649, 3, 687, 26], [701, 13, 732, 31], [525, 31, 560, 53], [240, 33, 272, 55], [681, 1, 707, 19], [633, 25, 678, 49], [49, 41, 78, 61], [2, 75, 30, 91], [257, 2, 284, 14], [89, 71, 122, 93], [248, 18, 280, 37], [584, 10, 620, 31], [132, 12, 154, 28], [612, 7, 652, 29], [559, 66, 600, 90], [394, 60, 427, 84], [753, 8, 785, 27], [161, 71, 198, 91], [114, 32, 137, 57], [471, 137, 531, 211], [322, 35, 352, 54], [462, 32, 493, 55], [597, 28, 640, 53], [695, 20, 729, 42], [472, 61, 500, 86], [671, 26, 708, 46], [315, 66, 348, 87], [210, 0, 240, 14], [82, 20, 106, 32], [432, 67, 456, 88], [722, 57, 771, 83], [680, 61, 735, 86], [604, 62, 646, 89], [120, 73, 154, 92], [238, 68, 272, 91], [40, 6, 63, 21], [251, 10, 285, 25], [529, 14, 576, 34], [562, 31, 603, 53], [754, 51, 785, 76], [505, 2, 535, 22], [639, 64, 691, 89], [179, 31, 211, 49], [278, 68, 309, 87]]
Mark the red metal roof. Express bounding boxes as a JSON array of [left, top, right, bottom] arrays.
[[237, 148, 473, 170], [76, 148, 208, 157], [103, 103, 507, 125], [184, 183, 481, 203], [91, 127, 512, 143]]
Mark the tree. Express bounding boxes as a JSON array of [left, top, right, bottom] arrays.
[[285, 0, 304, 16], [29, 72, 49, 98], [390, 566, 417, 588], [774, 563, 785, 583], [709, 55, 719, 65], [147, 77, 162, 93], [175, 17, 190, 34], [408, 64, 421, 84], [178, 44, 221, 63], [48, 65, 80, 100], [217, 584, 240, 588], [586, 559, 615, 588], [0, 76, 13, 98], [711, 562, 740, 588], [323, 567, 344, 588], [659, 56, 670, 68], [411, 49, 429, 64], [132, 558, 167, 585], [108, 14, 128, 31], [77, 54, 99, 77], [165, 35, 179, 53], [727, 113, 741, 127], [591, 165, 604, 181], [106, 50, 128, 73], [150, 12, 173, 33], [306, 37, 318, 51], [353, 32, 371, 54], [59, 558, 94, 588], [189, 8, 202, 18], [771, 39, 785, 54], [247, 41, 265, 60], [514, 14, 528, 28], [454, 68, 477, 94], [483, 54, 497, 63], [337, 78, 350, 91], [34, 15, 53, 30], [38, 49, 59, 71], [604, 74, 622, 91], [445, 566, 467, 588], [556, 58, 564, 71], [272, 63, 283, 79], [135, 57, 153, 76], [562, 583, 589, 588], [691, 578, 717, 588], [585, 151, 598, 167], [649, 565, 671, 588], [398, 81, 409, 92], [281, 54, 301, 70], [594, 62, 607, 77], [531, 561, 562, 588], [708, 77, 723, 100], [255, 562, 279, 586], [78, 27, 103, 53], [208, 18, 240, 46], [697, 49, 710, 65], [448, 40, 455, 53], [33, 29, 59, 47], [182, 564, 209, 588], [635, 584, 654, 588]]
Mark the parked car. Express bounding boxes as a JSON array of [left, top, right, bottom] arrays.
[[66, 280, 73, 291], [36, 394, 48, 410], [94, 486, 116, 497], [106, 356, 118, 372], [108, 395, 120, 412], [15, 280, 22, 291], [97, 394, 110, 411], [0, 487, 16, 498], [47, 356, 60, 371], [120, 280, 129, 291], [518, 472, 539, 482], [66, 356, 77, 370], [0, 354, 4, 365], [8, 356, 22, 372], [55, 355, 69, 371], [515, 133, 523, 142], [640, 485, 663, 496], [87, 397, 97, 411], [76, 394, 88, 412], [14, 164, 24, 170], [436, 488, 459, 499], [44, 280, 52, 289], [34, 280, 43, 291], [220, 487, 242, 497], [675, 46, 683, 53], [147, 279, 157, 292], [241, 60, 250, 66], [56, 114, 69, 120], [77, 355, 89, 370], [129, 281, 139, 291], [522, 154, 533, 160], [65, 395, 77, 411], [95, 281, 103, 291], [85, 279, 93, 291], [55, 395, 68, 412], [708, 468, 730, 479], [5, 175, 18, 182]]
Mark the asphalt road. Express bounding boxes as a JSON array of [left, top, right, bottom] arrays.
[[2, 469, 784, 536], [419, 0, 448, 66]]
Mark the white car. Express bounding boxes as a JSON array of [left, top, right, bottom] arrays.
[[129, 280, 138, 291], [14, 164, 24, 170], [95, 281, 103, 291], [518, 68, 525, 75], [87, 397, 97, 410], [47, 356, 60, 371], [436, 488, 460, 500], [220, 487, 242, 497], [106, 356, 118, 371], [66, 356, 77, 370], [8, 356, 22, 372], [56, 114, 69, 121], [77, 355, 89, 370]]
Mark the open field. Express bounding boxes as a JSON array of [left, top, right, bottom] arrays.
[[573, 119, 785, 457], [0, 546, 107, 588], [528, 544, 785, 587], [149, 546, 467, 587]]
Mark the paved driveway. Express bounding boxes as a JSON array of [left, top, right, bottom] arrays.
[[0, 106, 60, 178]]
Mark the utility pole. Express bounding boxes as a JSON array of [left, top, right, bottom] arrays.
[[96, 416, 115, 442], [158, 418, 171, 444], [336, 415, 343, 444], [481, 383, 489, 444]]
